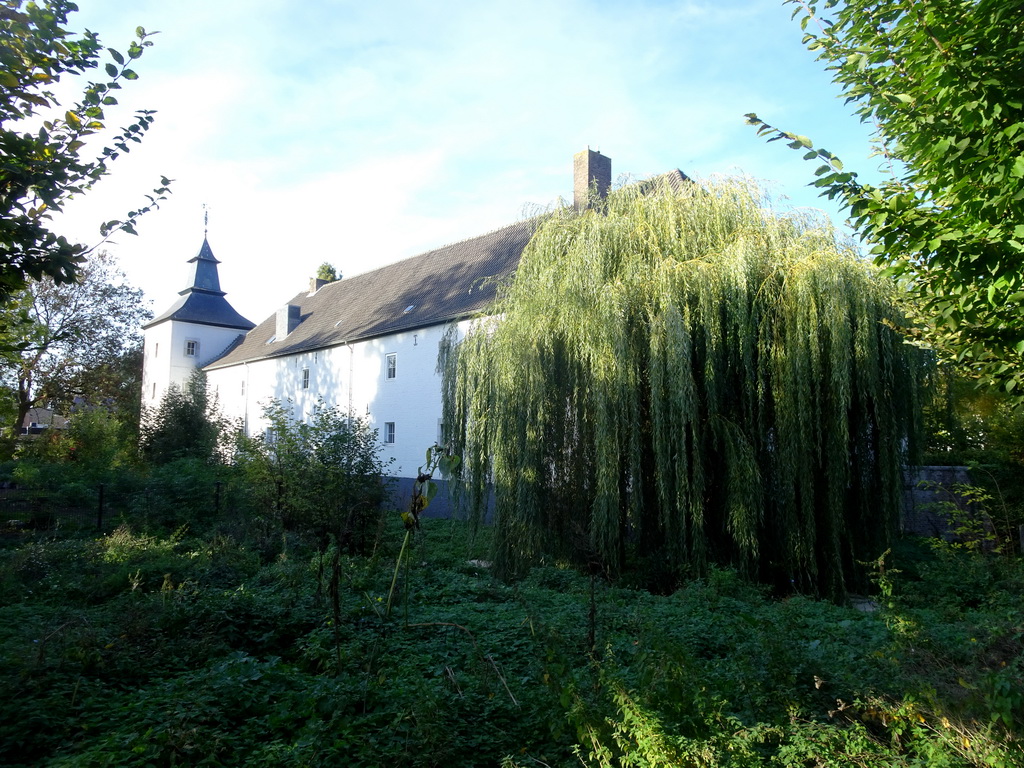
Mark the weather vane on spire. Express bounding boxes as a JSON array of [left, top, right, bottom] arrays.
[[203, 203, 209, 238]]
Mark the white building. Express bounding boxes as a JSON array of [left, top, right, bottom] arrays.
[[141, 237, 256, 403], [142, 151, 688, 493]]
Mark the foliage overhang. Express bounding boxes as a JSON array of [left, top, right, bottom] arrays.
[[747, 0, 1024, 398]]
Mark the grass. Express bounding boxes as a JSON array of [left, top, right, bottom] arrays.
[[0, 516, 1021, 767]]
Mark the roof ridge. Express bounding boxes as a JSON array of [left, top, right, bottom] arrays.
[[340, 216, 541, 282]]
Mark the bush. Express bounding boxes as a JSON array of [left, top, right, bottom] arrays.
[[234, 400, 393, 553]]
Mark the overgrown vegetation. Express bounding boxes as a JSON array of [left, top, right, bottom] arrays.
[[233, 400, 391, 552], [0, 515, 1021, 767], [920, 367, 1024, 556], [4, 373, 1018, 765]]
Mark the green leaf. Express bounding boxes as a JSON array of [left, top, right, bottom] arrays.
[[104, 62, 117, 78]]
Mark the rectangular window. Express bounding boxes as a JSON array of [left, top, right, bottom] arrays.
[[385, 353, 397, 380], [302, 368, 310, 389], [152, 382, 156, 399], [154, 342, 159, 358], [384, 422, 396, 444], [241, 380, 246, 397], [185, 340, 199, 357]]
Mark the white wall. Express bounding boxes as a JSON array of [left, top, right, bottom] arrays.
[[205, 320, 470, 479], [142, 320, 248, 409]]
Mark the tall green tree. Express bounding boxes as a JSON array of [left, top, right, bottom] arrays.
[[746, 0, 1024, 396], [140, 370, 226, 465], [55, 342, 145, 427], [0, 249, 148, 451], [0, 0, 171, 299], [441, 179, 924, 598]]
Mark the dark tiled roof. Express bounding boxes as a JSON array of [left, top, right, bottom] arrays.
[[144, 238, 256, 331], [203, 169, 691, 370], [205, 218, 539, 369], [144, 291, 257, 330]]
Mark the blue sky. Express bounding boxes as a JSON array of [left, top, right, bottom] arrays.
[[56, 0, 886, 324]]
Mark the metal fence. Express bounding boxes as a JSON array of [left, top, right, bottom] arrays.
[[0, 490, 105, 532], [0, 482, 229, 535]]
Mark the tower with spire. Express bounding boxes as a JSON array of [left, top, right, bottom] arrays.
[[141, 231, 255, 409]]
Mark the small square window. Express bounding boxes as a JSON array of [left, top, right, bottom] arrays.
[[302, 368, 310, 389], [384, 422, 396, 444], [185, 340, 199, 357], [385, 353, 397, 380]]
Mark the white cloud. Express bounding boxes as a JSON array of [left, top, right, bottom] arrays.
[[45, 0, 880, 326]]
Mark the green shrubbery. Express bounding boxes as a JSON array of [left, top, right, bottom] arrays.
[[1, 343, 1020, 765], [0, 516, 1021, 767], [233, 400, 392, 554]]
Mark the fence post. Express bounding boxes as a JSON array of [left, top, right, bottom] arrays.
[[97, 483, 105, 531]]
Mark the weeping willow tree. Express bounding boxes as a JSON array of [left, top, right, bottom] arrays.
[[441, 177, 924, 597]]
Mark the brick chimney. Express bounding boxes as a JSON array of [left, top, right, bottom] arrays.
[[573, 149, 611, 210]]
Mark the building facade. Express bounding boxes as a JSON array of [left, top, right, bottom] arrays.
[[142, 151, 688, 483]]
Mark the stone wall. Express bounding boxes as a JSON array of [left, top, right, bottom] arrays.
[[902, 465, 973, 539]]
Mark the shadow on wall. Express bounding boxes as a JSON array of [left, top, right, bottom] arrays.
[[387, 468, 972, 532], [388, 477, 494, 524]]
